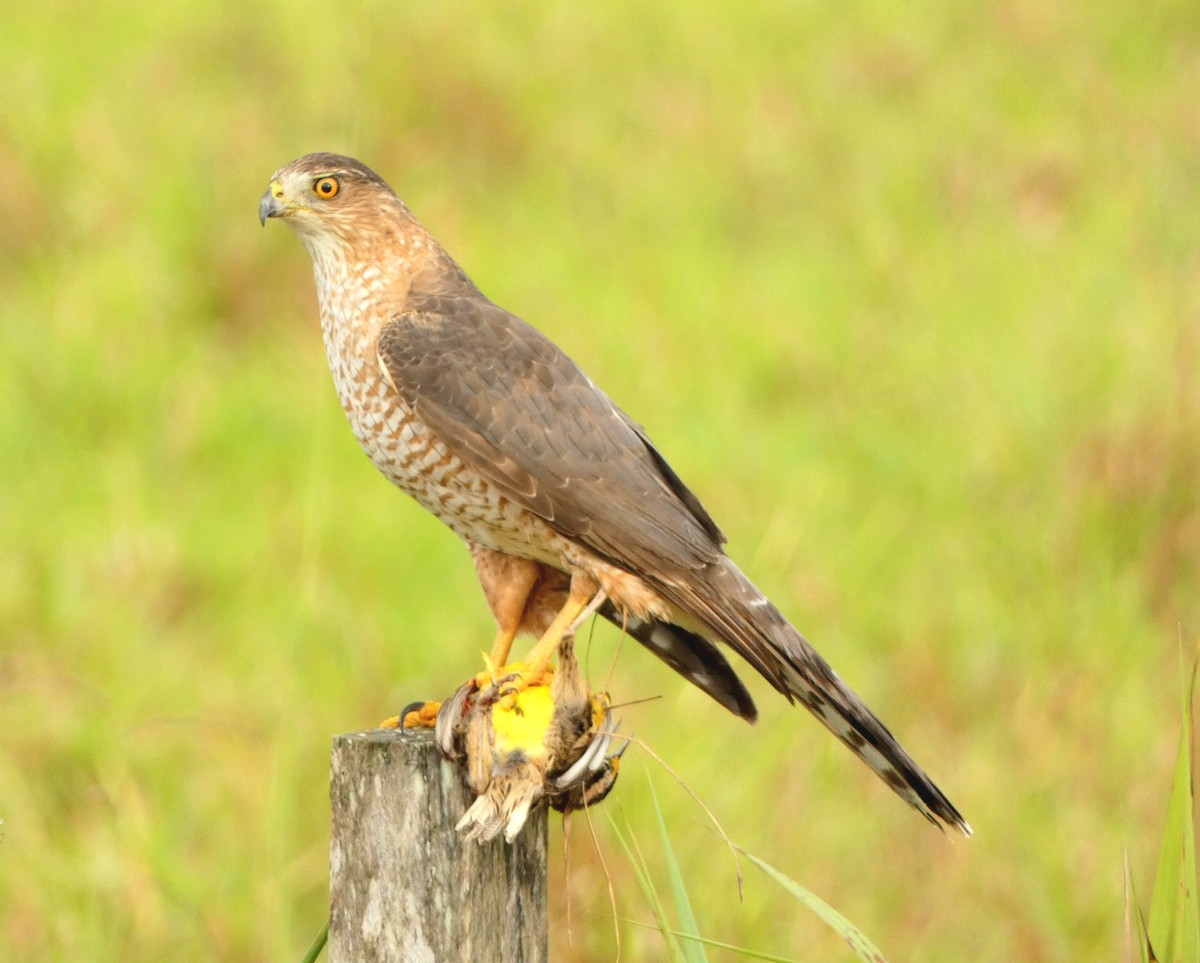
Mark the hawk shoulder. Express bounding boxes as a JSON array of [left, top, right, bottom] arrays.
[[376, 295, 725, 576]]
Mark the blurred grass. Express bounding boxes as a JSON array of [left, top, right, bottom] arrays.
[[1, 0, 1197, 959], [1125, 649, 1200, 963], [1145, 652, 1199, 961]]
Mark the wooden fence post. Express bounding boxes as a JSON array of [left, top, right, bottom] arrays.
[[329, 728, 548, 962]]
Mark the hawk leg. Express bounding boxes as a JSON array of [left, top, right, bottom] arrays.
[[381, 552, 551, 731], [385, 560, 596, 730], [383, 565, 624, 841], [478, 573, 607, 695], [472, 548, 546, 669]]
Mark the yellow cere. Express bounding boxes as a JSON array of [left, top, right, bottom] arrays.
[[490, 685, 555, 758]]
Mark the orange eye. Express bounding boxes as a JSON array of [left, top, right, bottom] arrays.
[[313, 176, 340, 199]]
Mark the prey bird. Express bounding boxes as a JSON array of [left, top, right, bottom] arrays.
[[260, 153, 969, 835]]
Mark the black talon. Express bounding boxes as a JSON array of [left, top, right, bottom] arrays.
[[397, 700, 429, 730]]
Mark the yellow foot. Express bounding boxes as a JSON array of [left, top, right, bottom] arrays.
[[473, 657, 555, 701], [379, 700, 442, 730]]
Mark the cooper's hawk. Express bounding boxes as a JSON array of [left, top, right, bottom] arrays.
[[259, 153, 969, 835]]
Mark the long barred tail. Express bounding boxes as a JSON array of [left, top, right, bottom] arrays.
[[668, 558, 971, 835]]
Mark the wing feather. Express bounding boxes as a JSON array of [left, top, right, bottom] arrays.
[[376, 297, 724, 576]]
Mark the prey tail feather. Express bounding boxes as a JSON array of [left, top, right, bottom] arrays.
[[670, 558, 971, 835]]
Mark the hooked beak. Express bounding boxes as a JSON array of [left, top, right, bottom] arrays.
[[259, 180, 288, 226]]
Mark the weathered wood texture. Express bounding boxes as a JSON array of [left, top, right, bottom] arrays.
[[329, 728, 548, 963]]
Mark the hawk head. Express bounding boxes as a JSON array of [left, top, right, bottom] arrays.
[[259, 152, 402, 248]]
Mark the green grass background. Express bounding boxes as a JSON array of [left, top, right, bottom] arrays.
[[2, 0, 1197, 959]]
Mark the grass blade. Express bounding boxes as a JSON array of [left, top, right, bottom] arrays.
[[608, 810, 687, 962], [620, 917, 803, 962], [1125, 850, 1154, 963], [1147, 651, 1200, 963], [737, 847, 889, 963], [299, 919, 329, 963], [648, 777, 707, 963]]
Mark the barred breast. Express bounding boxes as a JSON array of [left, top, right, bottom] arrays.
[[314, 256, 570, 569]]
